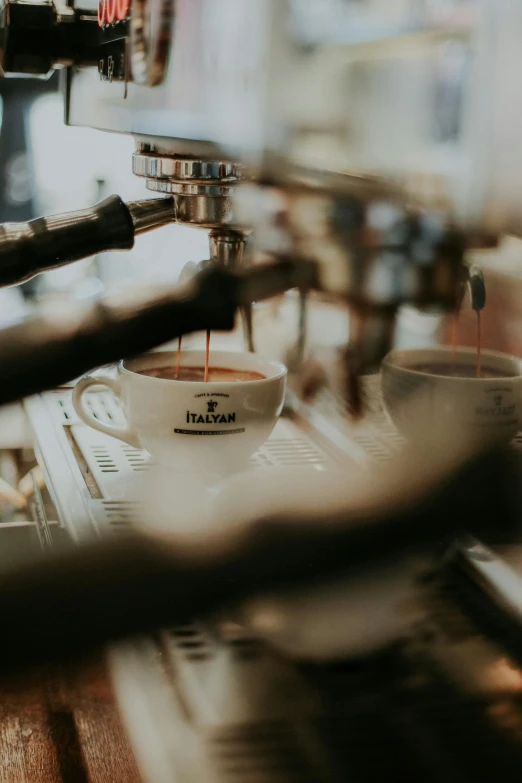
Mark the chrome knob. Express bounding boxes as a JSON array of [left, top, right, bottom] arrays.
[[130, 0, 173, 86]]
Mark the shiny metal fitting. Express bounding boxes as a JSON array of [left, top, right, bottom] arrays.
[[133, 149, 247, 229], [133, 151, 245, 195]]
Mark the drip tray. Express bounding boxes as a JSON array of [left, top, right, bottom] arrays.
[[25, 386, 373, 541]]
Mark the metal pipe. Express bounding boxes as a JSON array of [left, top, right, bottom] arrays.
[[127, 197, 175, 234], [209, 228, 255, 352]]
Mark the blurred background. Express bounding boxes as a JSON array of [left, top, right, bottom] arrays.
[[4, 67, 522, 365], [0, 76, 209, 325], [1, 3, 522, 781]]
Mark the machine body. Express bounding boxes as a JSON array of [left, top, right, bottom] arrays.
[[0, 0, 490, 384], [0, 3, 521, 781]]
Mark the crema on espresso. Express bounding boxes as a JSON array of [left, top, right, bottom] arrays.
[[139, 366, 266, 383]]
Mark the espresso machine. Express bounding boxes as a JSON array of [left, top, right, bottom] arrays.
[[3, 1, 522, 781]]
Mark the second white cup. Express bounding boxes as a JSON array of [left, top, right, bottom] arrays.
[[381, 346, 522, 448]]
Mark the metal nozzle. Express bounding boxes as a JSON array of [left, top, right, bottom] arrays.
[[127, 197, 176, 234], [466, 266, 486, 312]]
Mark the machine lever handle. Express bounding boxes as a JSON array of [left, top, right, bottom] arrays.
[[0, 194, 175, 287], [0, 259, 316, 407], [0, 266, 238, 406]]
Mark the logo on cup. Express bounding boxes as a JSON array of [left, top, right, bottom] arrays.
[[176, 397, 245, 435], [186, 404, 235, 424], [476, 389, 515, 418]]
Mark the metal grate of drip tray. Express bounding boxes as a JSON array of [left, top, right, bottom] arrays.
[[34, 376, 522, 542], [25, 386, 359, 541], [298, 374, 405, 464]]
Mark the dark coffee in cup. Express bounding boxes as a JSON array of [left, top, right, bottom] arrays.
[[382, 347, 522, 449], [73, 349, 286, 471], [139, 366, 266, 383], [408, 362, 516, 379]]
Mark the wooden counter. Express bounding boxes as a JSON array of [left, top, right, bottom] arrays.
[[0, 660, 141, 783]]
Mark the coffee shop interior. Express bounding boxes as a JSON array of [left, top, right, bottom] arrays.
[[3, 1, 522, 781]]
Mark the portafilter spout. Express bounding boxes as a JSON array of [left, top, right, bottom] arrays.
[[467, 266, 486, 312], [208, 229, 255, 352]]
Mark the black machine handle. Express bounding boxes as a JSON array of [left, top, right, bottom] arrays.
[[0, 445, 517, 678], [0, 194, 175, 287], [0, 259, 315, 407]]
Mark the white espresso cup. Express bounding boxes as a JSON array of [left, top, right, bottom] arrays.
[[381, 346, 522, 447], [72, 350, 287, 472]]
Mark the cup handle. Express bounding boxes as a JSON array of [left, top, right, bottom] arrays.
[[72, 374, 141, 448]]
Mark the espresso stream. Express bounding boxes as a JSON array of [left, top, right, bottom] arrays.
[[205, 329, 210, 383], [476, 310, 481, 378], [176, 336, 182, 377], [174, 329, 211, 382], [146, 331, 265, 382], [451, 309, 482, 378]]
